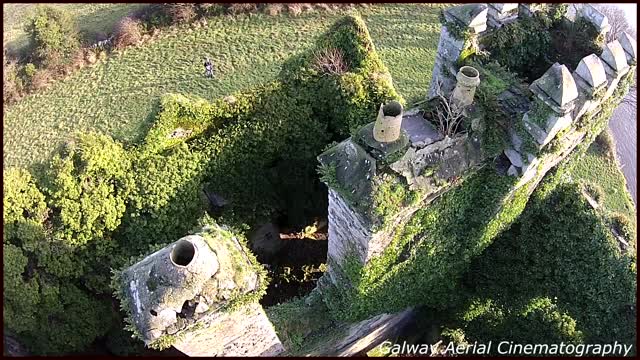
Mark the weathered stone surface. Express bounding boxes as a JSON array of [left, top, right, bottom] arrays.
[[325, 188, 372, 273], [530, 63, 579, 114], [571, 88, 601, 124], [497, 86, 531, 117], [437, 26, 466, 63], [304, 308, 415, 356], [600, 40, 630, 74], [487, 3, 518, 28], [508, 126, 523, 152], [574, 54, 607, 89], [564, 4, 580, 21], [580, 4, 610, 34], [400, 111, 443, 147], [324, 187, 434, 284], [389, 135, 482, 191], [618, 32, 638, 65], [504, 148, 523, 167], [521, 152, 540, 175], [444, 4, 488, 33], [489, 3, 518, 13], [174, 303, 284, 356], [544, 113, 573, 143], [118, 225, 262, 346], [522, 113, 548, 146], [249, 222, 283, 261], [507, 165, 518, 177], [318, 139, 376, 204]]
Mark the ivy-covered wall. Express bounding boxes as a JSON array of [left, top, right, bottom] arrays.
[[316, 57, 636, 349]]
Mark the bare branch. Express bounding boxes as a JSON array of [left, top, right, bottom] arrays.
[[431, 79, 466, 137]]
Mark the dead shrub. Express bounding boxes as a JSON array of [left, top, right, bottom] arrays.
[[287, 3, 304, 16], [227, 3, 258, 15], [165, 3, 198, 24], [312, 48, 347, 76], [71, 49, 86, 69], [264, 3, 284, 16], [30, 69, 53, 91], [3, 60, 24, 104], [113, 17, 143, 49]]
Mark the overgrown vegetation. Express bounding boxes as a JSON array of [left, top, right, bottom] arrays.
[[2, 15, 400, 355], [482, 5, 603, 82], [4, 4, 445, 169], [454, 174, 636, 348]]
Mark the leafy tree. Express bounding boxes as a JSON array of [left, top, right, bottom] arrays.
[[24, 5, 80, 67]]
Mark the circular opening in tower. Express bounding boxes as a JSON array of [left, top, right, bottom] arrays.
[[460, 66, 479, 79], [170, 240, 196, 267]]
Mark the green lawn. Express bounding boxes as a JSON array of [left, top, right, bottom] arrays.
[[569, 136, 636, 220], [3, 4, 444, 170]]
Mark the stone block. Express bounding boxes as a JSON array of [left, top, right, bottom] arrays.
[[618, 32, 638, 65], [574, 54, 607, 89], [522, 111, 571, 148], [489, 3, 518, 13], [544, 113, 573, 143], [571, 88, 601, 124], [174, 303, 284, 356], [522, 113, 549, 146], [600, 40, 630, 75], [580, 4, 610, 34], [487, 3, 518, 28], [437, 26, 466, 63], [504, 148, 523, 167], [530, 63, 579, 115], [520, 153, 540, 175], [444, 4, 488, 33], [507, 165, 518, 177], [317, 139, 377, 205], [508, 126, 523, 152]]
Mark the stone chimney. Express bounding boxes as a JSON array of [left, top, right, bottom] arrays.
[[113, 224, 283, 356], [373, 101, 404, 143], [452, 65, 480, 108], [428, 4, 488, 98]]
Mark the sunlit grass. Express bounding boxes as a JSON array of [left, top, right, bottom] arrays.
[[570, 139, 636, 220], [3, 4, 445, 169]]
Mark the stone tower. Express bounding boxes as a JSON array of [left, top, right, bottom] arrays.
[[113, 223, 283, 356]]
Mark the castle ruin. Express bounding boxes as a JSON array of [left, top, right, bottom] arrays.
[[113, 3, 636, 356]]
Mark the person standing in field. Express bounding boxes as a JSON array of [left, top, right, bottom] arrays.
[[204, 57, 215, 78]]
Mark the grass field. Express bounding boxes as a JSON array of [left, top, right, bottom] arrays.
[[569, 136, 636, 220], [3, 4, 443, 169]]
